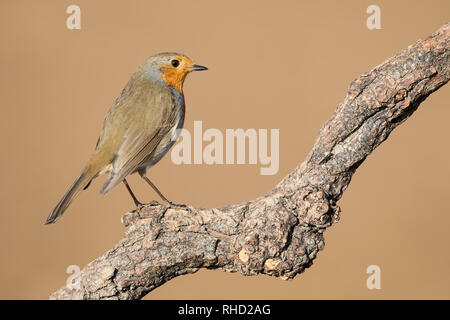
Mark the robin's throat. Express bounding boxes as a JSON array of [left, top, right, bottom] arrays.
[[162, 69, 187, 93]]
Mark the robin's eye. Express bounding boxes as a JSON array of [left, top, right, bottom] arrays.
[[171, 59, 180, 67]]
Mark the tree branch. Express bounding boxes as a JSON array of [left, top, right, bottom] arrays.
[[50, 23, 449, 300]]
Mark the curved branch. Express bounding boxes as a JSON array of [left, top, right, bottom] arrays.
[[50, 23, 449, 300]]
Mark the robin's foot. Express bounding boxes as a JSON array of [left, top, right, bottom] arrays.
[[129, 201, 144, 214], [163, 200, 188, 209], [133, 200, 143, 207]]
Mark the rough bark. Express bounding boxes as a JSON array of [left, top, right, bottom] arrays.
[[50, 23, 450, 300]]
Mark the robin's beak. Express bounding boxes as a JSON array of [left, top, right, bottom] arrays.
[[188, 64, 208, 71]]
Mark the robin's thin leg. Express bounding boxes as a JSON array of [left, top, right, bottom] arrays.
[[122, 179, 142, 207], [138, 171, 186, 207]]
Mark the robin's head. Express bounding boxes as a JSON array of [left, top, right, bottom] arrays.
[[142, 52, 207, 92]]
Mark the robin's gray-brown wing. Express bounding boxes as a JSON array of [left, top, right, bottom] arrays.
[[100, 107, 179, 195]]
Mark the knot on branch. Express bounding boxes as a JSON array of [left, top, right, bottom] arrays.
[[220, 188, 340, 279]]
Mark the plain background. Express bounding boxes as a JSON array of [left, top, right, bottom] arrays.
[[0, 0, 449, 299]]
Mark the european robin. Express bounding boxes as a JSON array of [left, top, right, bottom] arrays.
[[45, 52, 207, 225]]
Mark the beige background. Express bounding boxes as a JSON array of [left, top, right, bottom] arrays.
[[0, 0, 449, 299]]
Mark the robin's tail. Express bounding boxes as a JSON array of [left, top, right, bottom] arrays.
[[44, 167, 97, 225]]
